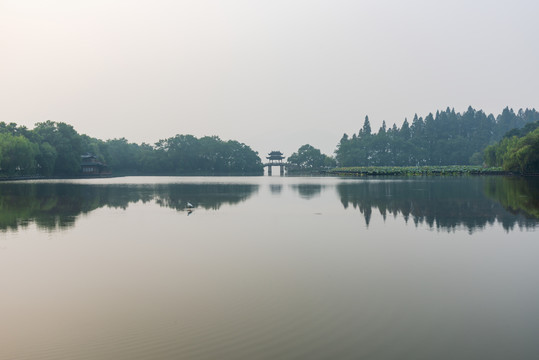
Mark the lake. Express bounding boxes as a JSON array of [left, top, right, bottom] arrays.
[[1, 175, 538, 360]]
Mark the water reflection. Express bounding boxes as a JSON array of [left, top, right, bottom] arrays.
[[153, 184, 258, 211], [290, 184, 325, 199], [337, 177, 538, 232], [484, 176, 539, 219], [0, 182, 258, 231], [1, 177, 537, 233], [269, 184, 282, 195]]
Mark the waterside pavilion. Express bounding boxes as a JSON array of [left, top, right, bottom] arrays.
[[265, 151, 286, 176]]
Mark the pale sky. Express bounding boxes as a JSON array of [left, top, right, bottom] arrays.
[[1, 0, 538, 157]]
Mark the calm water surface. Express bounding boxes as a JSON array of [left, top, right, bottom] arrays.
[[1, 176, 538, 360]]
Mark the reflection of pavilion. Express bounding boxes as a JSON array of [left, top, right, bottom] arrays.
[[265, 151, 286, 176]]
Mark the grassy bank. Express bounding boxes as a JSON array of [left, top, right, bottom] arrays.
[[326, 165, 508, 176]]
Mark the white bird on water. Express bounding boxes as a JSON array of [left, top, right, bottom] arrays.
[[186, 202, 195, 216]]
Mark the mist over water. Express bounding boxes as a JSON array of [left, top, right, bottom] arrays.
[[1, 176, 538, 360]]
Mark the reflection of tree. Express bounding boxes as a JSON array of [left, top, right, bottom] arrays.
[[0, 183, 258, 231], [269, 184, 282, 195], [337, 178, 538, 232], [484, 177, 539, 219], [290, 184, 325, 199], [153, 184, 258, 211]]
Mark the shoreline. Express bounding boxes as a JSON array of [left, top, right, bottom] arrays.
[[3, 166, 538, 180], [324, 165, 512, 177]]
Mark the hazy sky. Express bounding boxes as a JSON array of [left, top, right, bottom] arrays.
[[1, 0, 538, 156]]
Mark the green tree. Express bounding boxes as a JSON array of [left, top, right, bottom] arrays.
[[154, 134, 262, 174], [288, 144, 335, 170], [359, 115, 372, 137], [33, 121, 82, 175], [0, 133, 39, 175], [106, 138, 142, 174], [36, 142, 57, 176], [503, 128, 539, 173], [335, 107, 538, 167]]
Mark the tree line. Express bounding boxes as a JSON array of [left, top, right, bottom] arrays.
[[333, 106, 539, 167], [0, 121, 263, 177], [3, 105, 538, 177]]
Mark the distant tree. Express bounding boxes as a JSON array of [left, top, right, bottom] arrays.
[[154, 134, 262, 174], [494, 107, 520, 139], [225, 140, 264, 173], [503, 121, 539, 139], [288, 144, 335, 170], [36, 142, 57, 176], [336, 107, 539, 167], [399, 118, 411, 140], [485, 124, 539, 174], [502, 129, 539, 173], [0, 120, 264, 177], [360, 115, 372, 137], [33, 121, 82, 175], [0, 133, 39, 175], [105, 138, 143, 174]]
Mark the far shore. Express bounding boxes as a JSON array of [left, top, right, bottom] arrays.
[[2, 165, 537, 181], [324, 165, 512, 177]]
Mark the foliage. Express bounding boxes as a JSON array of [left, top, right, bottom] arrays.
[[328, 165, 505, 176], [335, 107, 539, 167], [33, 121, 82, 175], [503, 121, 539, 139], [287, 144, 336, 171], [484, 123, 539, 174], [0, 133, 39, 175], [154, 135, 263, 174], [0, 120, 264, 177], [36, 142, 57, 176]]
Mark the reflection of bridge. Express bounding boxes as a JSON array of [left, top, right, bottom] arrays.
[[265, 150, 287, 176]]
